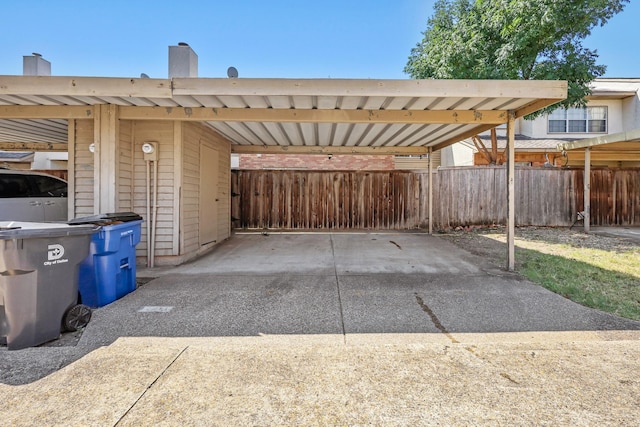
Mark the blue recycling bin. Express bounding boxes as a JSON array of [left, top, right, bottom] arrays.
[[76, 216, 142, 308]]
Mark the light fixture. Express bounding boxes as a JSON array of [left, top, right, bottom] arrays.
[[89, 143, 95, 153], [328, 153, 333, 160]]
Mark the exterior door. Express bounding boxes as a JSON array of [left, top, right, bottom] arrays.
[[199, 145, 218, 245]]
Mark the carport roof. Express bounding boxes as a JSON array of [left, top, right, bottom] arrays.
[[0, 76, 567, 154], [557, 128, 640, 161]]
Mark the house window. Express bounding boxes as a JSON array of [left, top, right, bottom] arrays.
[[548, 107, 607, 133]]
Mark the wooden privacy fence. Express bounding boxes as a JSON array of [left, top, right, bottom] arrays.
[[434, 167, 578, 228], [575, 168, 640, 226], [232, 170, 424, 230], [231, 167, 640, 230]]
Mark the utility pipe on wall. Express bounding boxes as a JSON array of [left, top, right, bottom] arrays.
[[146, 159, 151, 267], [151, 156, 159, 267], [142, 142, 159, 268]]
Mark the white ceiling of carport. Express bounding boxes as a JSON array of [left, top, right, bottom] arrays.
[[0, 76, 567, 152]]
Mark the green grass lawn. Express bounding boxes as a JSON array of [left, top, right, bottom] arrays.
[[491, 235, 640, 320]]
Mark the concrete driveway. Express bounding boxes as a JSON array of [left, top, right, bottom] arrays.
[[591, 226, 640, 244], [1, 232, 639, 425], [78, 231, 637, 344]]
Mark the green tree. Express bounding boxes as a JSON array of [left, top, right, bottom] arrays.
[[406, 0, 628, 112]]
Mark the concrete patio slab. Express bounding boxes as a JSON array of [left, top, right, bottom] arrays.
[[1, 335, 639, 426], [1, 232, 639, 424]]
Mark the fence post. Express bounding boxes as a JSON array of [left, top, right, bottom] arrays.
[[428, 147, 433, 235], [584, 148, 591, 233], [507, 112, 516, 271]]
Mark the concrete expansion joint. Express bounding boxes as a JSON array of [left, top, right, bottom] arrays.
[[114, 345, 190, 426]]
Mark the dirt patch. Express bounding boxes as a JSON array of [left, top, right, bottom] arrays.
[[439, 225, 639, 269]]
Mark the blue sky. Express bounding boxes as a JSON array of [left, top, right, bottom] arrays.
[[1, 1, 638, 79]]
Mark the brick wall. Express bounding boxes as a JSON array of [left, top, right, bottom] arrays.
[[238, 154, 395, 170]]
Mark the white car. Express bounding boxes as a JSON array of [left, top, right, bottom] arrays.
[[0, 168, 68, 222]]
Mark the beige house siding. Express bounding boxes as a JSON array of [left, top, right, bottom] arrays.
[[182, 123, 200, 256], [73, 119, 95, 218], [181, 122, 231, 258], [394, 151, 441, 170], [118, 121, 133, 212], [131, 120, 175, 259], [215, 137, 231, 243], [71, 117, 230, 266]]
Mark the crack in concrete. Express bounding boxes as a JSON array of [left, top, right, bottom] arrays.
[[389, 240, 402, 250], [414, 293, 459, 344], [500, 372, 520, 384], [414, 295, 524, 387]]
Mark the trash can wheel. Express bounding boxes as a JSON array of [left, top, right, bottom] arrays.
[[63, 304, 92, 332]]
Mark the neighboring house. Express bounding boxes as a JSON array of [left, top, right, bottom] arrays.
[[0, 151, 34, 169], [235, 152, 441, 171], [444, 78, 640, 168], [440, 140, 475, 167], [0, 151, 68, 179], [470, 133, 573, 167], [236, 153, 396, 170], [31, 151, 68, 170]]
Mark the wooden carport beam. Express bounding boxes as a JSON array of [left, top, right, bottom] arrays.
[[514, 99, 563, 119], [119, 106, 508, 125], [558, 128, 640, 151], [0, 142, 68, 151], [0, 105, 95, 119], [231, 145, 429, 155], [172, 78, 569, 102], [432, 124, 498, 152]]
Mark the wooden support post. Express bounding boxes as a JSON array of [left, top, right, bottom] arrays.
[[506, 112, 516, 272], [428, 147, 433, 235], [584, 148, 591, 234], [93, 104, 119, 214], [67, 120, 75, 220]]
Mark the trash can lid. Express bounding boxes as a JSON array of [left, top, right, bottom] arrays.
[[68, 212, 143, 225], [0, 221, 99, 239]]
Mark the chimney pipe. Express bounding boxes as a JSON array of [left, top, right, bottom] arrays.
[[23, 53, 51, 76], [168, 43, 198, 78]]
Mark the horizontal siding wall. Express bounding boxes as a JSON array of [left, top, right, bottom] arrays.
[[118, 121, 133, 212], [182, 122, 231, 256], [239, 154, 396, 170], [131, 121, 176, 259], [182, 123, 199, 255], [73, 119, 95, 218]]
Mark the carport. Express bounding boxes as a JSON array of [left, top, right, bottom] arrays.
[[558, 128, 640, 232], [0, 65, 567, 269]]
